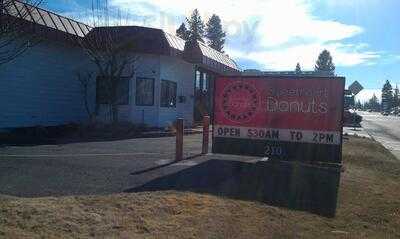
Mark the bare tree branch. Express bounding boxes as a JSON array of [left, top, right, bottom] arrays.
[[73, 1, 138, 123], [75, 70, 95, 123]]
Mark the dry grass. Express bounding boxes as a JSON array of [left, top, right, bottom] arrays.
[[1, 136, 400, 239]]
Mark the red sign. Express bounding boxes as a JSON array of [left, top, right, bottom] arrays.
[[213, 76, 345, 161]]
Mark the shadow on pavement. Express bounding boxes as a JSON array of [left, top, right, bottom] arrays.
[[126, 159, 341, 217], [131, 154, 204, 176]]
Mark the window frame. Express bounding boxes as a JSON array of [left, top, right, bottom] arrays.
[[96, 76, 130, 106], [135, 77, 155, 106], [117, 77, 130, 106], [160, 80, 177, 108]]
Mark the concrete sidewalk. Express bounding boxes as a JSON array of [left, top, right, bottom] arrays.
[[358, 112, 400, 160], [343, 127, 372, 139]]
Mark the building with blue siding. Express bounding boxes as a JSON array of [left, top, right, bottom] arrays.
[[0, 1, 239, 129]]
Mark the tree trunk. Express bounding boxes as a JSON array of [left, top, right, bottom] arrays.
[[111, 103, 118, 124]]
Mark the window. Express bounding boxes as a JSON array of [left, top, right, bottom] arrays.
[[202, 72, 208, 91], [195, 70, 201, 89], [161, 80, 177, 108], [136, 77, 154, 106], [96, 76, 130, 105], [117, 77, 130, 105]]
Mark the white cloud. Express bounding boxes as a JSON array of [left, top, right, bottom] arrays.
[[227, 42, 380, 70], [82, 0, 380, 70], [355, 89, 382, 103], [254, 5, 363, 47]]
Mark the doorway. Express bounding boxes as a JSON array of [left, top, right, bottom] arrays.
[[194, 69, 215, 123]]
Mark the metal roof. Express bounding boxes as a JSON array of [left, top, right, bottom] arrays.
[[85, 26, 175, 56], [3, 0, 92, 37], [197, 41, 239, 72], [3, 1, 240, 73], [242, 70, 335, 77], [164, 32, 185, 52]]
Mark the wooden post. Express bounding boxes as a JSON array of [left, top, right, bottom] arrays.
[[175, 118, 184, 161], [202, 115, 210, 154]]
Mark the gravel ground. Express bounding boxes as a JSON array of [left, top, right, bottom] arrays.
[[0, 134, 211, 197]]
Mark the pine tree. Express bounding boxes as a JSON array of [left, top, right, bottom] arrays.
[[364, 100, 370, 111], [382, 80, 393, 112], [205, 14, 226, 52], [176, 23, 189, 41], [295, 63, 301, 74], [394, 85, 399, 108], [315, 49, 335, 75], [369, 94, 380, 112], [355, 100, 363, 110], [186, 9, 205, 42]]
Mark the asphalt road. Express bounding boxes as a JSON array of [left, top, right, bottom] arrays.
[[0, 134, 212, 197], [0, 132, 265, 199], [359, 111, 400, 159]]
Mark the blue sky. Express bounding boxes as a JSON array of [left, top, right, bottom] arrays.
[[44, 0, 400, 101]]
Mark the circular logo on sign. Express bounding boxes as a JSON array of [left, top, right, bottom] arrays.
[[221, 81, 260, 123]]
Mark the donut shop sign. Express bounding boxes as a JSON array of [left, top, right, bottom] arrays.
[[212, 76, 345, 163]]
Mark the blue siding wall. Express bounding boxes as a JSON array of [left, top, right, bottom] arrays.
[[130, 54, 161, 126], [0, 38, 94, 129], [95, 54, 161, 126], [159, 55, 195, 127], [0, 41, 195, 129], [99, 54, 195, 128]]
